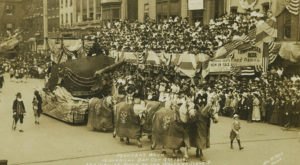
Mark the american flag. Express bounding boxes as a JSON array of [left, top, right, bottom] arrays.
[[286, 0, 300, 15], [224, 28, 256, 58], [268, 41, 281, 64]]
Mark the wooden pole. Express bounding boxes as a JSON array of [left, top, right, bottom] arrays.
[[43, 0, 48, 51]]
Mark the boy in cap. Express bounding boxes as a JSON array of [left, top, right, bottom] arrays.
[[230, 114, 244, 150]]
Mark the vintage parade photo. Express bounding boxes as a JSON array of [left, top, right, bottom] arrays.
[[0, 0, 300, 164]]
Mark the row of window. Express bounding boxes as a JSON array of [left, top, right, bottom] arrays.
[[61, 13, 73, 25], [61, 0, 72, 8]]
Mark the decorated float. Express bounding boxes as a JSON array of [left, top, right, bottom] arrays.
[[41, 38, 123, 124]]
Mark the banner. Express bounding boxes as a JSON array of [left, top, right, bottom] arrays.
[[188, 0, 204, 10], [231, 46, 263, 67], [208, 58, 231, 73]]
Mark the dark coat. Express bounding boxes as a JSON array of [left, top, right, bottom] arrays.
[[13, 99, 26, 115]]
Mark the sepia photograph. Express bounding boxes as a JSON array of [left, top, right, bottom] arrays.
[[0, 0, 300, 164]]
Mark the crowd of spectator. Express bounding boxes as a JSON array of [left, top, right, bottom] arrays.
[[88, 12, 258, 57], [109, 62, 300, 129], [0, 52, 50, 81]]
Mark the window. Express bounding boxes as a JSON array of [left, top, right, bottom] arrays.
[[156, 0, 180, 20], [66, 13, 68, 24], [61, 0, 63, 8], [6, 23, 13, 29], [5, 5, 14, 15], [230, 6, 238, 14], [65, 0, 68, 7], [70, 0, 72, 6], [261, 2, 270, 14], [70, 13, 73, 25], [191, 10, 204, 25], [61, 14, 64, 24]]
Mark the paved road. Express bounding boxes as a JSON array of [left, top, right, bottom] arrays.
[[0, 74, 299, 165]]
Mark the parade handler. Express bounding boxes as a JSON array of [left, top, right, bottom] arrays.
[[12, 92, 26, 132], [230, 114, 244, 150]]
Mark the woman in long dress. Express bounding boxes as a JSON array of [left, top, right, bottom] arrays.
[[270, 97, 280, 125], [252, 94, 261, 122]]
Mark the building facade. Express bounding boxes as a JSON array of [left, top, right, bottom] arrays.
[[0, 0, 25, 37], [59, 0, 140, 28], [22, 0, 59, 39], [137, 0, 227, 25]]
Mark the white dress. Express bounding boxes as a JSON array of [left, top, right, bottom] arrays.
[[252, 97, 261, 121]]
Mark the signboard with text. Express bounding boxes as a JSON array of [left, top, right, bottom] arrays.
[[208, 46, 263, 73], [208, 58, 231, 73], [231, 46, 263, 67], [188, 0, 204, 10]]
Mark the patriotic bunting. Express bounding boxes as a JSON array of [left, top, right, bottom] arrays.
[[286, 0, 300, 15], [268, 42, 281, 64]]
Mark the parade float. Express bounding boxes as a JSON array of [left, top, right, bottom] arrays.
[[41, 38, 123, 124], [0, 31, 22, 59]]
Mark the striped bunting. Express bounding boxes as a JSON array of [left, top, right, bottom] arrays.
[[240, 66, 255, 76], [137, 51, 147, 64], [268, 42, 281, 64], [255, 65, 263, 72], [224, 28, 256, 58], [286, 0, 300, 15]]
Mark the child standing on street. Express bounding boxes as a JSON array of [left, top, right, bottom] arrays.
[[230, 114, 244, 150], [32, 90, 42, 124]]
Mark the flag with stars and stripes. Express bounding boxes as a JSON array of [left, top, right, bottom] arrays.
[[272, 0, 300, 16], [286, 0, 300, 15], [215, 28, 256, 59], [268, 41, 281, 64]]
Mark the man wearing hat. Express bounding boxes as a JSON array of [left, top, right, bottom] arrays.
[[12, 92, 26, 132], [230, 114, 244, 150]]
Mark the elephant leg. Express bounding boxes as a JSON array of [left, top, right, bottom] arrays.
[[183, 147, 189, 162], [125, 137, 130, 144], [172, 149, 177, 158], [113, 128, 116, 138], [147, 134, 152, 141], [177, 149, 182, 155], [137, 138, 142, 148], [151, 141, 156, 150], [161, 146, 167, 155], [199, 149, 206, 162], [196, 148, 200, 158]]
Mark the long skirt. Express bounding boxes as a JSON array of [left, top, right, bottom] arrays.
[[270, 110, 279, 125], [252, 106, 261, 121]]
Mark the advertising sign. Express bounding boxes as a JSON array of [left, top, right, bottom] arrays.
[[231, 46, 263, 67], [208, 58, 231, 73]]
